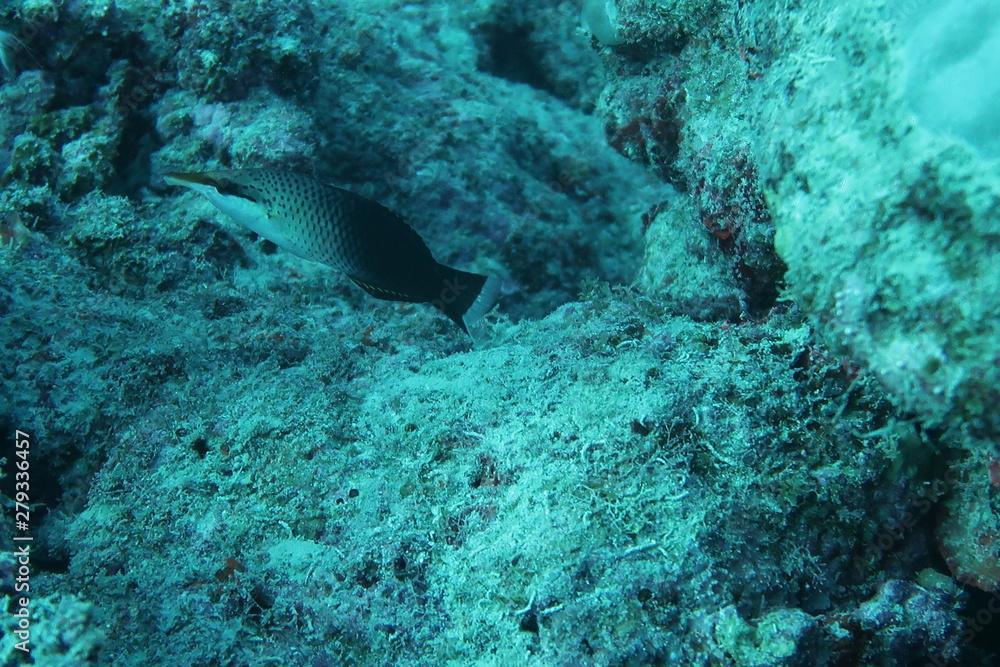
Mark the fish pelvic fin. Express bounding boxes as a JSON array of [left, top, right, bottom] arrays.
[[433, 265, 500, 334]]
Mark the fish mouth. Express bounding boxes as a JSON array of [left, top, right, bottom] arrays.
[[163, 171, 221, 188]]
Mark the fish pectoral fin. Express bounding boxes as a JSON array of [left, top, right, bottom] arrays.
[[349, 276, 421, 303]]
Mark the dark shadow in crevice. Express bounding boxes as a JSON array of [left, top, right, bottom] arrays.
[[476, 21, 556, 97], [0, 415, 70, 577], [107, 109, 162, 200]]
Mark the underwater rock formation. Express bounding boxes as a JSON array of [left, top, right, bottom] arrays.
[[1, 0, 996, 664]]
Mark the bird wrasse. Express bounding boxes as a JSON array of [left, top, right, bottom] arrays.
[[165, 169, 499, 333]]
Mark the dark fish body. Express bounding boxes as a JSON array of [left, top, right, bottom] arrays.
[[165, 169, 498, 332]]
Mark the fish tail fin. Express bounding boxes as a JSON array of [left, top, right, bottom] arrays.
[[433, 265, 500, 334]]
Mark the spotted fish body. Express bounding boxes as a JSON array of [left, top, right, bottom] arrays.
[[165, 169, 499, 332]]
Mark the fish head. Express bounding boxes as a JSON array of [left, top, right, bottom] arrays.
[[164, 170, 272, 236]]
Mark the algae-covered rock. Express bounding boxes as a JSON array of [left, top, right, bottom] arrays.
[[0, 69, 54, 173], [712, 605, 819, 666], [0, 591, 104, 665], [744, 2, 1000, 438]]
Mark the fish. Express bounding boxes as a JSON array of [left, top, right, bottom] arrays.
[[0, 31, 41, 78], [164, 169, 499, 333], [0, 31, 18, 77]]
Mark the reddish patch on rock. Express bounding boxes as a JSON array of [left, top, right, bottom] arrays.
[[936, 470, 1000, 593], [214, 557, 246, 582], [605, 73, 687, 186]]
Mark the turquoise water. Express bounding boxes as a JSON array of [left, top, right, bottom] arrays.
[[1, 1, 998, 665]]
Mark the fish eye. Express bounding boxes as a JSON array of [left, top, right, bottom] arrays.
[[215, 180, 259, 204]]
